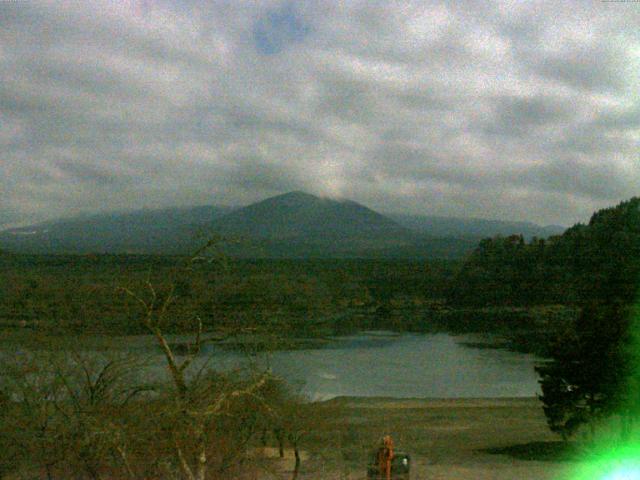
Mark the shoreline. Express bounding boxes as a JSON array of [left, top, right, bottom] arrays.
[[298, 395, 570, 480], [320, 396, 543, 408]]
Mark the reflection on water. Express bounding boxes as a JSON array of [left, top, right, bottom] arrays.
[[2, 332, 541, 401], [203, 332, 541, 400]]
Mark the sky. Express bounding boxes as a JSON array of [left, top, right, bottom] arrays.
[[1, 0, 639, 229]]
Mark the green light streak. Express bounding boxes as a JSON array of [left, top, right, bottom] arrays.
[[571, 444, 640, 480], [564, 303, 640, 480], [602, 465, 640, 480]]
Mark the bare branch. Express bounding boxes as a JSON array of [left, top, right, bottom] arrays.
[[156, 283, 176, 329], [198, 373, 272, 418], [150, 324, 188, 398], [117, 287, 149, 312], [179, 316, 203, 373], [175, 440, 196, 480]]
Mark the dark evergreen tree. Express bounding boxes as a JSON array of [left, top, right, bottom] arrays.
[[536, 302, 632, 439], [449, 197, 640, 439], [447, 197, 640, 308]]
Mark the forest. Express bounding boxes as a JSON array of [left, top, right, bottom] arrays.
[[447, 197, 640, 308], [449, 197, 640, 441]]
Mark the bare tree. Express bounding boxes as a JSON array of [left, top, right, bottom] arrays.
[[119, 245, 274, 480], [1, 348, 152, 480]]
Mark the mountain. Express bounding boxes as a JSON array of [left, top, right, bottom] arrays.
[[388, 214, 565, 240], [207, 191, 480, 259], [212, 191, 411, 241], [0, 191, 565, 258], [0, 205, 234, 254]]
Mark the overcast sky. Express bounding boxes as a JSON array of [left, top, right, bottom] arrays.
[[1, 0, 639, 229]]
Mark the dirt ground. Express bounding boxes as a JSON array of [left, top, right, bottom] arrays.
[[271, 397, 576, 480]]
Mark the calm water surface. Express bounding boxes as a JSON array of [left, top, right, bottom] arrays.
[[4, 331, 541, 400], [203, 332, 541, 400]]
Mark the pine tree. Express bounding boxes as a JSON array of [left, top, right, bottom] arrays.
[[536, 302, 633, 440]]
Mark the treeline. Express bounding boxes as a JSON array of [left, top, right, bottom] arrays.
[[448, 197, 640, 308], [449, 197, 640, 439], [0, 255, 456, 336]]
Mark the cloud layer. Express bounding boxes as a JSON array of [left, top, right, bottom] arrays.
[[1, 0, 639, 228]]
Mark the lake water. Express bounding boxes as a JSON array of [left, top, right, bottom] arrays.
[[200, 332, 541, 400], [2, 331, 542, 400]]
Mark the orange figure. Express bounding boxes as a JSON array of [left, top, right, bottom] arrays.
[[376, 435, 394, 480]]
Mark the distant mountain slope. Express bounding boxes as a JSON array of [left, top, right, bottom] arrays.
[[0, 205, 234, 254], [212, 191, 412, 242], [388, 214, 565, 240], [0, 191, 565, 258]]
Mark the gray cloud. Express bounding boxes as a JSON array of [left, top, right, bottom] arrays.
[[522, 158, 638, 201], [487, 95, 574, 134], [531, 45, 629, 94], [595, 105, 640, 130], [1, 0, 639, 230]]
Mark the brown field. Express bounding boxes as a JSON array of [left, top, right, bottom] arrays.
[[275, 397, 577, 480]]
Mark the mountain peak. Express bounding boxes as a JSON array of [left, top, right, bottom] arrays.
[[278, 190, 316, 199], [212, 191, 409, 241], [265, 191, 322, 204]]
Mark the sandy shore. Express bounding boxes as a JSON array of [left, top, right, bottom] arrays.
[[276, 397, 575, 479]]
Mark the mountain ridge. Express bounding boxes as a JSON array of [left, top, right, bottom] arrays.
[[211, 191, 412, 241], [387, 213, 565, 240], [0, 191, 566, 258]]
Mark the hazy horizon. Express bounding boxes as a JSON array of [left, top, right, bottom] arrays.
[[1, 190, 572, 231]]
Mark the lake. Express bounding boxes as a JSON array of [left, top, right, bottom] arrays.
[[200, 331, 541, 400], [1, 331, 542, 400]]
